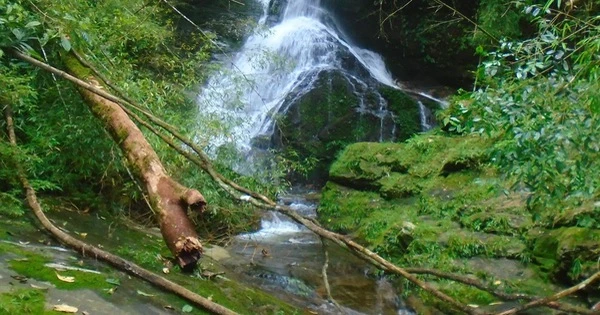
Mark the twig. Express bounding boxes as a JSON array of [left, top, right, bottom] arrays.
[[158, 0, 266, 106], [405, 268, 595, 314], [320, 237, 342, 311], [3, 105, 237, 315], [495, 271, 600, 315], [431, 0, 498, 43]]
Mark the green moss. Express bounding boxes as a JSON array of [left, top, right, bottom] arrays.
[[61, 53, 93, 79], [328, 142, 405, 188], [531, 227, 600, 280], [378, 173, 421, 199], [0, 289, 52, 315], [379, 86, 421, 140], [319, 182, 384, 233], [329, 134, 491, 189], [551, 201, 600, 229], [8, 250, 112, 291]]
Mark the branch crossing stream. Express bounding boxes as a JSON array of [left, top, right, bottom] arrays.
[[230, 193, 413, 314]]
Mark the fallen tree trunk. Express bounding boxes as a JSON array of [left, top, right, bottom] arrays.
[[3, 105, 237, 315], [62, 52, 205, 270]]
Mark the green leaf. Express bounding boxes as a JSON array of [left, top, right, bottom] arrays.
[[590, 97, 600, 115], [136, 290, 155, 297], [12, 28, 25, 40], [105, 278, 120, 286], [25, 21, 41, 28], [60, 36, 71, 52], [182, 305, 193, 313]]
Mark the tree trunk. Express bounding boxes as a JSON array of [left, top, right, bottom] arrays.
[[63, 54, 205, 270]]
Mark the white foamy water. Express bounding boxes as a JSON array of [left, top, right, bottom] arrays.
[[201, 0, 436, 241], [197, 0, 399, 152]]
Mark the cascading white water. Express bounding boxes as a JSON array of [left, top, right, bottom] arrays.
[[418, 101, 433, 131], [197, 0, 400, 152]]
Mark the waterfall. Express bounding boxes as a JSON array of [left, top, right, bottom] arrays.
[[197, 0, 401, 155], [418, 101, 433, 131]]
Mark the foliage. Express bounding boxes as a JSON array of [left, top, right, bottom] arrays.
[[475, 0, 527, 46], [0, 289, 47, 315], [0, 0, 272, 238], [442, 0, 600, 214]]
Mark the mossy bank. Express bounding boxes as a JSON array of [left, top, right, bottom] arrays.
[[318, 132, 600, 312], [0, 207, 298, 315]]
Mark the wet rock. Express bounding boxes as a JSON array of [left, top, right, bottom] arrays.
[[272, 69, 418, 184], [531, 227, 600, 283]]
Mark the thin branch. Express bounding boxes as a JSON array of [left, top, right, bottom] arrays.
[[495, 271, 600, 315], [405, 268, 595, 314], [320, 237, 342, 310], [158, 0, 266, 106], [380, 0, 415, 26], [431, 0, 498, 43]]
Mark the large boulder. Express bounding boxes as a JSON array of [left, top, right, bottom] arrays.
[[271, 69, 420, 184]]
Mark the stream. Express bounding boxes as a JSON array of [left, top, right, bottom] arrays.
[[228, 193, 412, 314], [195, 0, 431, 313]]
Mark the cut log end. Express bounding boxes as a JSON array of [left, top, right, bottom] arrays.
[[175, 237, 203, 271], [183, 189, 206, 213]]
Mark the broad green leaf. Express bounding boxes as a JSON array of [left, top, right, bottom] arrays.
[[25, 21, 41, 28], [12, 28, 24, 40], [182, 305, 193, 313], [105, 278, 120, 285]]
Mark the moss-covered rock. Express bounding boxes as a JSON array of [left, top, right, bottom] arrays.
[[378, 173, 421, 199], [379, 86, 421, 139], [531, 227, 600, 282], [319, 132, 600, 308], [272, 70, 420, 183], [328, 134, 490, 192]]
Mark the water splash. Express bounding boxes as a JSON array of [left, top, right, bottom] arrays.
[[197, 0, 400, 152]]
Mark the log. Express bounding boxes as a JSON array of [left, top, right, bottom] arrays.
[[17, 50, 206, 270]]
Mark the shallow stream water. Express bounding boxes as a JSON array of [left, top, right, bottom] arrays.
[[227, 193, 414, 314]]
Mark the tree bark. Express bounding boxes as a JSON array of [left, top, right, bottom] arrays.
[[62, 53, 205, 270]]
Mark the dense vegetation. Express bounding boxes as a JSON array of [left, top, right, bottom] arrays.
[[0, 0, 274, 238], [443, 0, 600, 217]]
